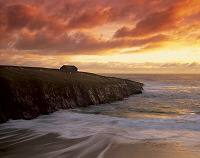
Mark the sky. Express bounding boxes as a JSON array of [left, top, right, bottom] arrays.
[[0, 0, 200, 74]]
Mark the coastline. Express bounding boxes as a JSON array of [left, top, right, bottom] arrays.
[[0, 65, 143, 123], [1, 73, 200, 158]]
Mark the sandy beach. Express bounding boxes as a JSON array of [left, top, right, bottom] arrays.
[[104, 142, 200, 158], [1, 129, 200, 158]]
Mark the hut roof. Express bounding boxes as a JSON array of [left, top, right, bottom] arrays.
[[60, 65, 78, 72]]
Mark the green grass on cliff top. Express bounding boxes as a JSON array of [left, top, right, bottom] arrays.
[[0, 66, 138, 86]]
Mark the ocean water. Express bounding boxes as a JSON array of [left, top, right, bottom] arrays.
[[0, 74, 200, 158]]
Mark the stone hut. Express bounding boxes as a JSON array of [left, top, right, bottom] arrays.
[[60, 65, 78, 73]]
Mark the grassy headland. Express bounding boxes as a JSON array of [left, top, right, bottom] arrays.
[[0, 65, 143, 123]]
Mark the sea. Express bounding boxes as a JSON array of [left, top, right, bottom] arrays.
[[0, 74, 200, 158]]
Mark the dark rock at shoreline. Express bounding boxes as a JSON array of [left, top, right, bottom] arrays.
[[0, 66, 143, 123]]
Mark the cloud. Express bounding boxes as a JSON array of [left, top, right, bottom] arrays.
[[0, 3, 68, 49], [13, 30, 169, 55], [72, 61, 200, 74], [114, 6, 179, 38], [5, 4, 41, 31], [0, 0, 199, 60], [1, 51, 199, 74], [114, 0, 200, 38], [1, 0, 174, 32], [0, 52, 71, 68], [0, 4, 66, 33], [67, 7, 118, 29]]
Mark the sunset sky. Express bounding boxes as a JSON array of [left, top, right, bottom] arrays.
[[0, 0, 200, 73]]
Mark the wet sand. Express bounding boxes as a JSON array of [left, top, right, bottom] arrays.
[[104, 142, 200, 158], [1, 129, 200, 158], [0, 129, 110, 158]]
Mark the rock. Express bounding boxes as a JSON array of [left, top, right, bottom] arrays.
[[0, 66, 143, 123]]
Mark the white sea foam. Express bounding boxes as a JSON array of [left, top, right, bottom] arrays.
[[1, 110, 200, 147]]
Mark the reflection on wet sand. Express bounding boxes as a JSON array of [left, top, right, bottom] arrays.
[[1, 129, 200, 158], [104, 142, 200, 158]]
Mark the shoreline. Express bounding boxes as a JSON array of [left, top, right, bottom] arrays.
[[0, 65, 143, 123]]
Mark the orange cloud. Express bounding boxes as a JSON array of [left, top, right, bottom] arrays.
[[0, 0, 199, 58], [0, 52, 71, 68], [114, 7, 178, 38], [5, 4, 40, 31], [67, 7, 118, 29], [13, 30, 169, 55], [114, 0, 200, 38], [0, 3, 68, 49], [0, 3, 66, 33]]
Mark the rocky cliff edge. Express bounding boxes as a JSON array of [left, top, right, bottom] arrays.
[[0, 66, 143, 123]]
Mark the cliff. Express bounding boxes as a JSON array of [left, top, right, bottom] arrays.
[[0, 66, 143, 123]]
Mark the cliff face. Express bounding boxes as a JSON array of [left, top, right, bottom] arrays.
[[0, 66, 143, 123]]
